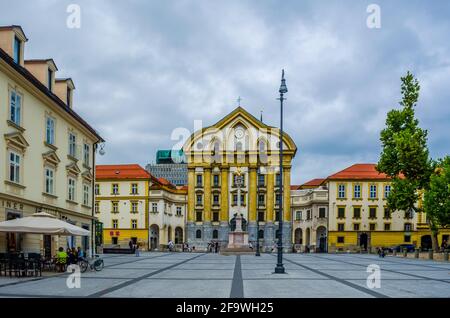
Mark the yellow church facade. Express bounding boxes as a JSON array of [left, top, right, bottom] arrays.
[[183, 107, 297, 251]]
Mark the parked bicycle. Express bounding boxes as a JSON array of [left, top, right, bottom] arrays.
[[77, 255, 104, 273]]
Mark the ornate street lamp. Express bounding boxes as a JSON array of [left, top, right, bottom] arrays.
[[274, 69, 287, 274], [256, 166, 261, 256]]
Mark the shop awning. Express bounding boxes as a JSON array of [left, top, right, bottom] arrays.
[[0, 212, 90, 236]]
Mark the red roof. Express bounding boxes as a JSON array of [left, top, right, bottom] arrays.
[[327, 164, 390, 180], [157, 177, 171, 186], [301, 178, 326, 187], [96, 164, 150, 180], [290, 185, 301, 190]]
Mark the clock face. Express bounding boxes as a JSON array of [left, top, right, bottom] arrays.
[[235, 128, 245, 139]]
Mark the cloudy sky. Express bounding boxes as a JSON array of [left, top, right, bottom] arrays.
[[1, 0, 449, 184]]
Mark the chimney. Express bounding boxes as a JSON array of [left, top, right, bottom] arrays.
[[24, 59, 58, 92], [0, 25, 28, 66], [55, 78, 75, 108]]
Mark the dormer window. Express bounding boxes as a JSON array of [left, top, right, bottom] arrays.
[[13, 36, 21, 64], [48, 68, 53, 91]]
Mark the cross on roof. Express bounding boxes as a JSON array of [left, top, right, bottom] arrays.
[[237, 96, 242, 107]]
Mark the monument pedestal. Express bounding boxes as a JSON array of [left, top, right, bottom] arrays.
[[222, 214, 253, 254]]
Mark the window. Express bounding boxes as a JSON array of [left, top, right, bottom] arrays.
[[44, 167, 54, 194], [319, 207, 326, 218], [405, 209, 413, 219], [258, 194, 265, 206], [353, 223, 360, 231], [112, 220, 118, 229], [275, 194, 281, 206], [131, 202, 138, 213], [338, 224, 345, 231], [384, 223, 391, 231], [384, 207, 391, 219], [213, 175, 219, 187], [68, 133, 77, 158], [212, 229, 219, 239], [337, 207, 345, 218], [83, 144, 90, 166], [112, 184, 119, 195], [176, 206, 182, 216], [48, 68, 53, 91], [369, 184, 377, 199], [45, 117, 55, 145], [275, 174, 281, 187], [338, 184, 346, 198], [196, 212, 202, 222], [9, 90, 22, 126], [112, 237, 118, 244], [68, 178, 76, 201], [258, 174, 265, 187], [307, 210, 311, 220], [212, 194, 220, 205], [111, 201, 119, 213], [353, 184, 361, 199], [196, 229, 202, 239], [258, 229, 264, 239], [353, 207, 361, 219], [95, 184, 100, 195], [369, 223, 376, 231], [83, 184, 90, 205], [233, 194, 238, 205], [196, 194, 203, 206], [213, 212, 219, 222], [258, 212, 265, 222], [95, 201, 99, 213], [151, 203, 158, 212], [233, 174, 245, 186], [404, 235, 411, 242], [196, 174, 203, 187], [235, 141, 243, 151], [131, 220, 137, 229], [337, 236, 345, 243], [369, 207, 377, 219], [13, 36, 21, 63], [296, 211, 302, 221], [384, 184, 391, 198], [8, 152, 20, 183], [404, 223, 412, 232], [131, 183, 138, 194]]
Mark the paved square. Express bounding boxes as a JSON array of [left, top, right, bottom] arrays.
[[0, 252, 449, 298]]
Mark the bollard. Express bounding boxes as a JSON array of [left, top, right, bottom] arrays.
[[428, 249, 433, 260], [403, 248, 407, 257], [444, 251, 449, 262], [414, 249, 419, 259]]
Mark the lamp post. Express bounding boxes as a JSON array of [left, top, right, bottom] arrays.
[[256, 167, 261, 256], [274, 69, 287, 274]]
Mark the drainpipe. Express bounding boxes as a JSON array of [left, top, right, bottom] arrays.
[[90, 142, 98, 258]]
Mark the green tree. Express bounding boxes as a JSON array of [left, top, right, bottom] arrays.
[[376, 71, 437, 250], [423, 157, 450, 241]]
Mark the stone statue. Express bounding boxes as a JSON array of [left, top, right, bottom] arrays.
[[230, 213, 237, 232]]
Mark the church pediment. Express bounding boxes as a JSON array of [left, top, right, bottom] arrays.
[[4, 132, 29, 152], [42, 150, 61, 166], [66, 162, 81, 176], [183, 106, 297, 155]]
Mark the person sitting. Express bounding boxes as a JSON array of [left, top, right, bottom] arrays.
[[77, 247, 84, 260], [56, 247, 68, 272]]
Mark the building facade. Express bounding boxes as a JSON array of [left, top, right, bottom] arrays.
[[95, 164, 186, 251], [146, 163, 188, 186], [327, 164, 450, 252], [95, 165, 150, 249], [183, 107, 297, 251], [291, 179, 328, 252], [0, 25, 103, 257]]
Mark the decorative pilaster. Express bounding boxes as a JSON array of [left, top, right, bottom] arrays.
[[249, 167, 257, 222], [204, 168, 211, 222], [283, 167, 291, 221], [266, 171, 274, 221], [220, 167, 229, 221]]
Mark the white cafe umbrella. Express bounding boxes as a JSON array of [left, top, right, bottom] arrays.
[[0, 212, 90, 236]]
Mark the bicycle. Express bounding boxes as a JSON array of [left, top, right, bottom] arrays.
[[78, 256, 104, 273]]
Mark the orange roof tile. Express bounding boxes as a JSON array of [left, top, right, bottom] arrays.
[[96, 164, 150, 180], [301, 178, 326, 187], [290, 185, 301, 190], [327, 163, 390, 180]]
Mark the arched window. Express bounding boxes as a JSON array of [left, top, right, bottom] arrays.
[[235, 141, 243, 151], [213, 229, 219, 239], [258, 140, 266, 152], [196, 229, 202, 239]]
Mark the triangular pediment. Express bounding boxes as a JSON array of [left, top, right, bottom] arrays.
[[42, 150, 61, 166], [4, 132, 30, 152], [81, 170, 93, 182], [66, 162, 81, 176]]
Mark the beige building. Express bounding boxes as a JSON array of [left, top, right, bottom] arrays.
[[0, 25, 103, 257], [291, 179, 328, 252], [95, 164, 186, 251]]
